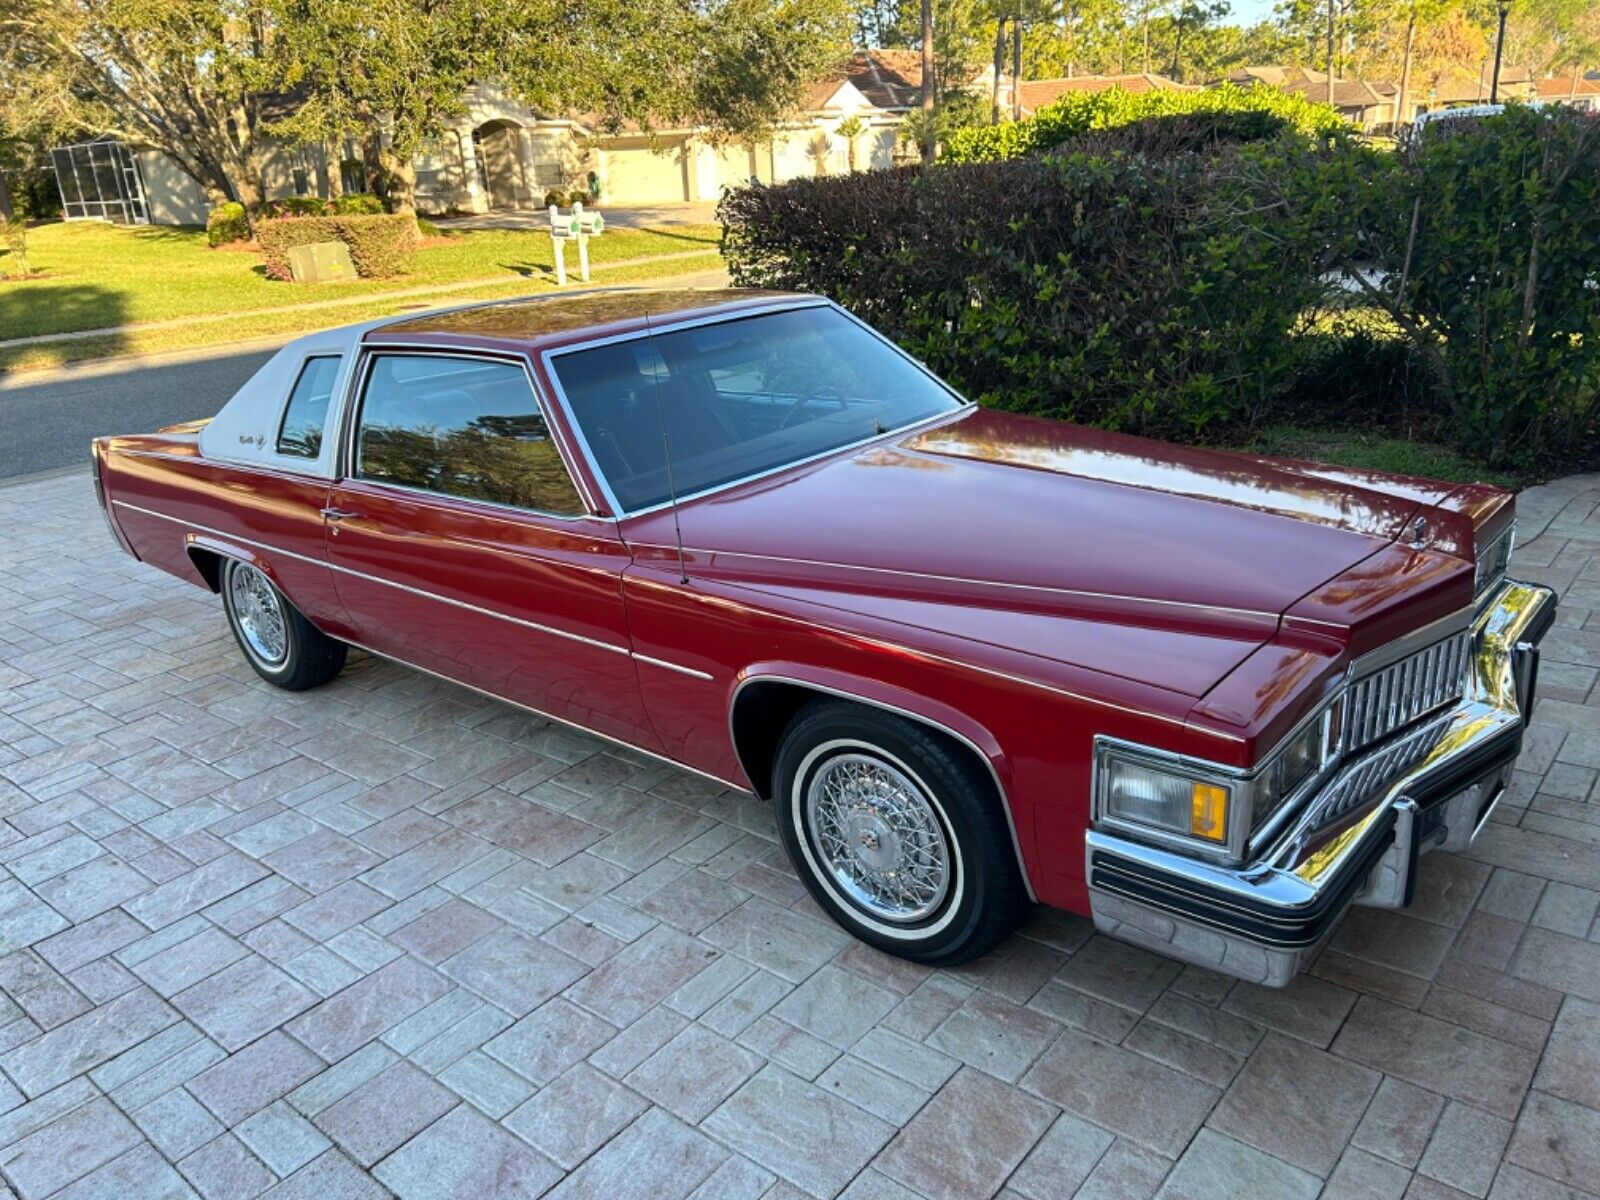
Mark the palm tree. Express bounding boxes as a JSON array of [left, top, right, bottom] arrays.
[[835, 116, 867, 171]]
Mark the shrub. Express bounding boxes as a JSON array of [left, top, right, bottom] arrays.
[[256, 213, 419, 280], [259, 195, 332, 219], [1384, 106, 1600, 466], [11, 167, 61, 222], [567, 189, 591, 207], [721, 144, 1336, 440], [331, 192, 386, 215], [543, 189, 565, 208], [1, 218, 29, 277], [206, 202, 250, 247], [945, 82, 1347, 163]]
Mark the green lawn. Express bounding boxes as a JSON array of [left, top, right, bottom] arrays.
[[0, 219, 722, 341]]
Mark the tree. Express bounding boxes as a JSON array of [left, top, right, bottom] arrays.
[[921, 0, 938, 159], [0, 0, 280, 208], [835, 114, 867, 168]]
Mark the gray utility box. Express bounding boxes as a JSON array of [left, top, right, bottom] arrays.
[[287, 241, 358, 283]]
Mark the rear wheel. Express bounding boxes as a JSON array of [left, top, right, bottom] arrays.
[[221, 559, 346, 691], [772, 700, 1025, 965]]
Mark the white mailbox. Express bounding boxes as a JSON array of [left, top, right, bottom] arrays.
[[548, 202, 604, 286]]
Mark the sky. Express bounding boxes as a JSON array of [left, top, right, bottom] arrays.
[[1224, 0, 1279, 26]]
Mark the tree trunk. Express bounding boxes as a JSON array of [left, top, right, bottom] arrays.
[[326, 144, 345, 199], [383, 145, 417, 215], [1326, 0, 1336, 104], [0, 170, 13, 222], [362, 131, 386, 199], [992, 18, 1007, 123], [1012, 19, 1023, 120], [920, 0, 936, 163], [1171, 10, 1185, 80], [1571, 67, 1583, 100], [1141, 0, 1151, 73], [1397, 2, 1417, 125]]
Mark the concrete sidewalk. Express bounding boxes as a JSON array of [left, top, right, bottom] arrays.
[[0, 466, 1597, 1198], [0, 251, 723, 351]]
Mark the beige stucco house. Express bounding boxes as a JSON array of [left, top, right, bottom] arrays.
[[59, 51, 935, 226]]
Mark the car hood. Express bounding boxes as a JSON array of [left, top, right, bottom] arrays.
[[656, 409, 1461, 697]]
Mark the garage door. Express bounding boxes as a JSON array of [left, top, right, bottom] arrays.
[[711, 143, 757, 193], [602, 141, 688, 203]]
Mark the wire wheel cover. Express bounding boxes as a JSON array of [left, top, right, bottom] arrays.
[[229, 564, 288, 666], [805, 752, 951, 922]]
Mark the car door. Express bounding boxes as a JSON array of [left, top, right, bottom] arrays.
[[322, 348, 659, 751]]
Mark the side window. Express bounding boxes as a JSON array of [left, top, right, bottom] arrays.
[[355, 354, 586, 516], [277, 356, 342, 458]]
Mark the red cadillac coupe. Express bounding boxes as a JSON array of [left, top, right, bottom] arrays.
[[91, 289, 1555, 984]]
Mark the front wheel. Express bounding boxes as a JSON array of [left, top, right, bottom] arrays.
[[772, 700, 1025, 966], [221, 558, 347, 691]]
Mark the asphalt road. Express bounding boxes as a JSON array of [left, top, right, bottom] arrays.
[[0, 344, 278, 480]]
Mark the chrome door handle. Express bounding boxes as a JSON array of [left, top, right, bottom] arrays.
[[320, 507, 360, 522]]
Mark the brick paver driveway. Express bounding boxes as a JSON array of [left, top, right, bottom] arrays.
[[1, 468, 1599, 1200]]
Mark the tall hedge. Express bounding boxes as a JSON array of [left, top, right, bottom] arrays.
[[1391, 107, 1600, 465], [721, 145, 1336, 439], [945, 82, 1349, 164], [256, 213, 419, 280]]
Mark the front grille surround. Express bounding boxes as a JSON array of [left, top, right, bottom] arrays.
[[1340, 629, 1470, 758]]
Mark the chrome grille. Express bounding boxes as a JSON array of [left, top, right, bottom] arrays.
[[1313, 710, 1453, 828], [1342, 630, 1470, 755]]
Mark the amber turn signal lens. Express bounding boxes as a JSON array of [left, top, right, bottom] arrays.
[[1190, 783, 1228, 842]]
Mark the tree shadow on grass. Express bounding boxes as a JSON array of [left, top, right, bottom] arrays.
[[0, 282, 129, 356]]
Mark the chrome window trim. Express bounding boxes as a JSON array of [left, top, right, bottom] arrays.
[[727, 673, 1037, 902], [338, 344, 604, 521], [539, 298, 976, 520]]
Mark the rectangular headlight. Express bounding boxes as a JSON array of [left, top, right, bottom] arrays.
[[1474, 522, 1514, 603], [1095, 699, 1342, 861]]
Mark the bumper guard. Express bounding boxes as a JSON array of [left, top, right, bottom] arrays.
[[1085, 578, 1557, 987]]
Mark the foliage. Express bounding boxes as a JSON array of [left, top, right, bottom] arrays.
[[544, 190, 566, 208], [0, 217, 28, 277], [945, 82, 1348, 162], [267, 0, 851, 211], [0, 0, 282, 208], [726, 104, 1600, 471], [259, 196, 332, 218], [206, 202, 251, 247], [331, 192, 386, 215], [721, 142, 1337, 439], [1377, 107, 1600, 465], [255, 213, 419, 280], [6, 166, 61, 221]]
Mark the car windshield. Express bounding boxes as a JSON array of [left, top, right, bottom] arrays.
[[551, 305, 965, 513]]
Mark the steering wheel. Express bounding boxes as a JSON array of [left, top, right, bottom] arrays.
[[777, 385, 848, 430]]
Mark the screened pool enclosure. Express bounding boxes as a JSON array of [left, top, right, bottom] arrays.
[[49, 138, 151, 224]]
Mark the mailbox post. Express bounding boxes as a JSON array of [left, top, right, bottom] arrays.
[[573, 201, 605, 283], [547, 204, 578, 285], [549, 203, 604, 286]]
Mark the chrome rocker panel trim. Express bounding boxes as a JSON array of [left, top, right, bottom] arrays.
[[1085, 578, 1556, 988]]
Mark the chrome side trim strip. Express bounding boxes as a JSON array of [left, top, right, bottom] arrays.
[[113, 500, 632, 657], [727, 673, 1038, 902], [627, 541, 1280, 622], [343, 640, 749, 793], [633, 653, 714, 681]]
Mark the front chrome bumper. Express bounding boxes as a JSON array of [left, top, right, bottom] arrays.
[[1086, 578, 1557, 987]]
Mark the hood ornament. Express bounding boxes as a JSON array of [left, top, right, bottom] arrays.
[[1406, 516, 1429, 548]]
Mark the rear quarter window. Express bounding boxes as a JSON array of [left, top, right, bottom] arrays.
[[276, 356, 342, 458]]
